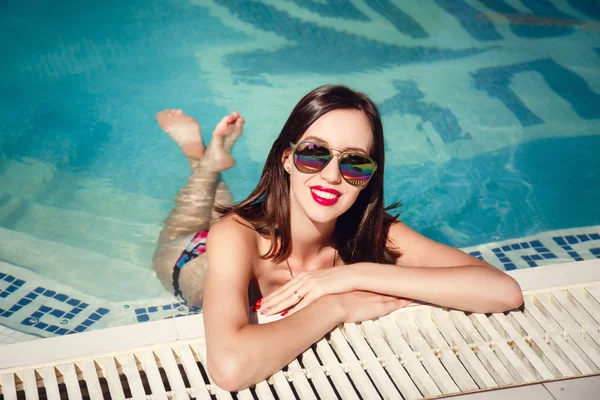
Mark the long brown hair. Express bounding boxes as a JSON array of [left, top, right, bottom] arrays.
[[218, 85, 400, 264]]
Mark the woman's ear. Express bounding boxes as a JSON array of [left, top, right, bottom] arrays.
[[282, 149, 292, 174]]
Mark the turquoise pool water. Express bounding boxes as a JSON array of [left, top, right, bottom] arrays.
[[0, 0, 599, 324]]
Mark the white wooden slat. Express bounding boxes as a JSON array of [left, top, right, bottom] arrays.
[[57, 363, 83, 400], [0, 373, 17, 400], [115, 354, 147, 399], [285, 359, 317, 400], [450, 311, 525, 385], [471, 313, 543, 382], [298, 347, 338, 400], [393, 313, 460, 394], [40, 366, 61, 400], [328, 328, 383, 399], [568, 287, 600, 324], [313, 338, 361, 400], [360, 320, 424, 400], [342, 322, 407, 399], [189, 342, 234, 400], [413, 312, 479, 391], [524, 296, 600, 370], [155, 347, 190, 400], [269, 370, 296, 399], [431, 309, 499, 389], [136, 350, 168, 400], [378, 315, 443, 397], [99, 357, 126, 400], [254, 380, 277, 400], [79, 360, 103, 400], [509, 310, 591, 376], [534, 293, 600, 353], [21, 369, 40, 400], [491, 313, 567, 378], [584, 283, 600, 305], [175, 345, 213, 399], [551, 291, 600, 347]]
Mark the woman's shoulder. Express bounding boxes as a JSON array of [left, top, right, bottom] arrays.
[[210, 214, 258, 240]]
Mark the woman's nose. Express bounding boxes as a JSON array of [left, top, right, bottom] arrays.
[[320, 158, 342, 184]]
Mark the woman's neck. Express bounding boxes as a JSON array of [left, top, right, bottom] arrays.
[[289, 203, 336, 264]]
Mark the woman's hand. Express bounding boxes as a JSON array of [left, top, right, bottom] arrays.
[[256, 265, 362, 317], [331, 291, 413, 323]]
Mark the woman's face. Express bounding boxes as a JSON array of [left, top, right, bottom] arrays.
[[283, 109, 375, 225]]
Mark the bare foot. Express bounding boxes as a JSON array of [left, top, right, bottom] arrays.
[[206, 111, 244, 172], [156, 109, 205, 159]]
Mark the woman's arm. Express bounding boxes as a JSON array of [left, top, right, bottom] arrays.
[[259, 222, 522, 315], [204, 216, 345, 391], [355, 222, 523, 313]]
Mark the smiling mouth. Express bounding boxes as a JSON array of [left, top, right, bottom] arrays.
[[311, 188, 340, 200], [310, 187, 341, 206]]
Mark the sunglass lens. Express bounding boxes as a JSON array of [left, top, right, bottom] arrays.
[[339, 154, 374, 186], [294, 142, 331, 173]]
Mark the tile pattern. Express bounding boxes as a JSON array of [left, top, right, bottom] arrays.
[[1, 225, 599, 346]]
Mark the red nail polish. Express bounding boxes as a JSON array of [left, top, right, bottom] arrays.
[[255, 299, 262, 305], [281, 311, 288, 317], [253, 304, 261, 311]]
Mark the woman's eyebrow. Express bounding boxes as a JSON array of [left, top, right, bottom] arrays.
[[303, 136, 368, 153]]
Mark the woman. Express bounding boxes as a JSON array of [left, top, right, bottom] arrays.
[[153, 85, 523, 392]]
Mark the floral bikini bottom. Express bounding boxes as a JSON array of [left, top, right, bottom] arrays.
[[172, 230, 208, 299]]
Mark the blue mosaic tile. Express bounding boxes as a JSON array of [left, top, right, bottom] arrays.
[[565, 235, 579, 244], [568, 251, 580, 258], [531, 254, 543, 260], [553, 237, 566, 246], [45, 325, 59, 333], [54, 293, 68, 302], [522, 255, 531, 261], [80, 302, 89, 308], [162, 305, 172, 310], [504, 263, 517, 271], [66, 299, 80, 307], [74, 326, 87, 333], [542, 253, 558, 259], [2, 311, 14, 317], [81, 320, 94, 327], [510, 243, 521, 250], [137, 314, 150, 322], [88, 313, 101, 321], [537, 247, 550, 253], [34, 322, 48, 330], [590, 248, 600, 257], [590, 233, 600, 240], [34, 287, 45, 294], [63, 313, 75, 319], [527, 261, 537, 267], [43, 290, 56, 297], [499, 257, 511, 263], [562, 245, 573, 250], [520, 242, 530, 248], [492, 248, 502, 253], [14, 279, 25, 286], [96, 308, 109, 315], [148, 306, 158, 313], [0, 273, 5, 279], [17, 298, 32, 306], [4, 275, 15, 283], [530, 240, 543, 248], [39, 305, 52, 313], [50, 309, 65, 318], [502, 245, 511, 251], [577, 235, 590, 242], [135, 308, 146, 315], [56, 328, 69, 335]]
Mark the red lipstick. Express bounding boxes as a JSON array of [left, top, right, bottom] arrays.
[[310, 186, 341, 206]]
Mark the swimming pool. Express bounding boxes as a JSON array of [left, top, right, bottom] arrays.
[[1, 0, 599, 343]]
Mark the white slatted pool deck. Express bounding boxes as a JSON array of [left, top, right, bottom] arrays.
[[1, 260, 599, 399]]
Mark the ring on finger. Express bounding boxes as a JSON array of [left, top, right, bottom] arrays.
[[293, 290, 303, 301]]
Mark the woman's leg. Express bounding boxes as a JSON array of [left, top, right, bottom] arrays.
[[152, 109, 243, 306]]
